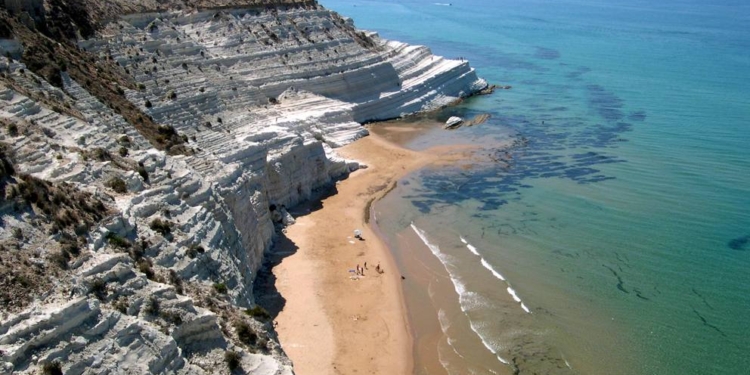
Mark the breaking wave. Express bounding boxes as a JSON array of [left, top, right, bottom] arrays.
[[411, 223, 511, 367], [461, 236, 530, 314]]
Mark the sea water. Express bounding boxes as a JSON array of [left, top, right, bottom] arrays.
[[320, 0, 750, 374]]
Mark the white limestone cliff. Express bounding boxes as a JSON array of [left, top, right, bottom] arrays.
[[0, 2, 486, 374]]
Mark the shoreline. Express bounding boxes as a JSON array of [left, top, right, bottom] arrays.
[[267, 124, 473, 375]]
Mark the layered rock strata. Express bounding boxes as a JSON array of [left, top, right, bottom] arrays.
[[0, 1, 486, 374]]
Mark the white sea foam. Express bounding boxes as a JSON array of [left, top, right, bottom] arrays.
[[506, 287, 531, 314], [466, 244, 480, 256], [412, 223, 511, 368], [411, 223, 468, 306], [507, 287, 522, 303], [468, 318, 509, 366], [436, 345, 452, 375], [438, 308, 452, 334], [437, 309, 467, 363], [480, 258, 506, 281], [521, 303, 531, 314], [459, 236, 504, 280], [459, 235, 530, 314]]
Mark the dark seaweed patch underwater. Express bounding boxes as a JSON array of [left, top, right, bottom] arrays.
[[407, 83, 638, 214], [727, 235, 749, 250]]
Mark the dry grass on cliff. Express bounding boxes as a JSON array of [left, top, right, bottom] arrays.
[[0, 9, 192, 155], [0, 143, 113, 312]]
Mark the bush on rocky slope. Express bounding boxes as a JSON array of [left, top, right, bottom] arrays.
[[0, 143, 114, 311]]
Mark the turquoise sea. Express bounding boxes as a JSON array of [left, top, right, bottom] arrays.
[[321, 0, 750, 374]]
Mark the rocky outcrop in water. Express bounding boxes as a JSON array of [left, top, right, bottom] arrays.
[[0, 0, 486, 373]]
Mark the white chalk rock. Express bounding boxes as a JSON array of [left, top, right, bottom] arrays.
[[445, 116, 464, 129], [280, 208, 296, 226], [0, 2, 487, 374]]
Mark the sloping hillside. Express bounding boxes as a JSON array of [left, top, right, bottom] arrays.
[[0, 1, 486, 373]]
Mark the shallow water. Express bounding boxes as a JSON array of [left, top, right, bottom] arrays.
[[322, 0, 750, 374]]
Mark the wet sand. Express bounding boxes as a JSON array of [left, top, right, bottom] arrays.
[[270, 124, 473, 375]]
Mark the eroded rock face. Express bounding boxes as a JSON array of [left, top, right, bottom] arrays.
[[0, 1, 485, 373]]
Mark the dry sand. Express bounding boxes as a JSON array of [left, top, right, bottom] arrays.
[[271, 125, 472, 375]]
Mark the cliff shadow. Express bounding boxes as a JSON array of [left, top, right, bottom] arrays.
[[253, 184, 340, 318], [253, 233, 297, 319]]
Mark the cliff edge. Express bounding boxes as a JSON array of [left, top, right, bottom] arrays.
[[0, 0, 486, 374]]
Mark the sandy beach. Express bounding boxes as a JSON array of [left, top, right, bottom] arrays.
[[269, 124, 470, 375]]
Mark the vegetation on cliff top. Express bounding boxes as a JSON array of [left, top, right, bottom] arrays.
[[0, 5, 193, 155]]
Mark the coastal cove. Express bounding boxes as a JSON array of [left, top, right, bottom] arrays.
[[0, 0, 747, 374], [259, 123, 479, 375]]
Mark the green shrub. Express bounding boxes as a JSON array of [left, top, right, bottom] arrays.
[[90, 148, 110, 161], [60, 237, 80, 257], [106, 177, 127, 194], [118, 147, 128, 157], [113, 297, 129, 314], [234, 320, 258, 346], [41, 361, 63, 375], [13, 274, 31, 288], [149, 218, 172, 235], [213, 282, 228, 294], [49, 250, 69, 270], [244, 306, 271, 321], [128, 243, 144, 262], [90, 278, 107, 300], [224, 351, 241, 371], [137, 166, 149, 182], [144, 99, 152, 108], [106, 232, 131, 249], [168, 269, 183, 294], [161, 310, 183, 325], [138, 259, 155, 280], [185, 243, 205, 259], [144, 296, 160, 315], [157, 125, 176, 136], [6, 123, 18, 136]]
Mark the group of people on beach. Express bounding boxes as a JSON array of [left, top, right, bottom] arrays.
[[353, 261, 384, 277]]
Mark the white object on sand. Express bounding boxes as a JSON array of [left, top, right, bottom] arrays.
[[354, 229, 362, 238]]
